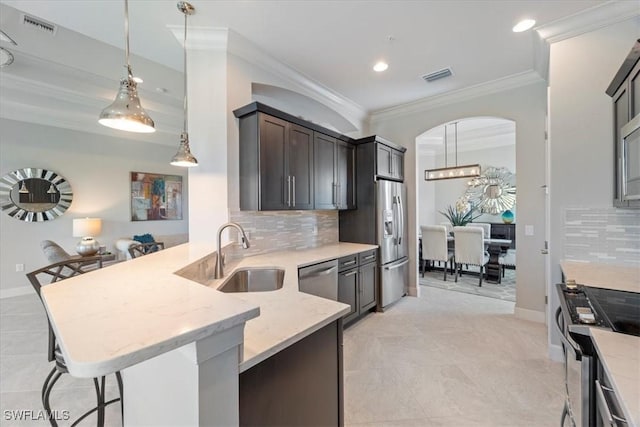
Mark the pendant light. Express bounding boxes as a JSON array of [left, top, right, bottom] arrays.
[[99, 0, 155, 133], [425, 122, 481, 181], [170, 1, 198, 167]]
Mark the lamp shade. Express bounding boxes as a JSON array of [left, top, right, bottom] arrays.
[[73, 218, 102, 237]]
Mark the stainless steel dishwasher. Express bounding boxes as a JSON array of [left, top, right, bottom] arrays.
[[298, 259, 338, 300]]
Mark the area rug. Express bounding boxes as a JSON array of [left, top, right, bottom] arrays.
[[419, 265, 516, 302]]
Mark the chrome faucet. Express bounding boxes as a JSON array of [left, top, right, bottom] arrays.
[[214, 222, 250, 279]]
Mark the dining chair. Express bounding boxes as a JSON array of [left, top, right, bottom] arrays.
[[467, 222, 491, 240], [453, 226, 490, 286], [420, 225, 455, 281], [128, 241, 165, 259], [439, 222, 453, 236], [26, 257, 123, 427], [498, 249, 516, 284]]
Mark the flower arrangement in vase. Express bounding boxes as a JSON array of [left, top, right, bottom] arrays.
[[439, 202, 480, 227]]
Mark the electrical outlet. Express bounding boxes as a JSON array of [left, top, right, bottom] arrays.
[[15, 263, 24, 272], [312, 226, 318, 236], [525, 225, 534, 236]]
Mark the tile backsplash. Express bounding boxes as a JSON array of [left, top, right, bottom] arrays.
[[225, 210, 339, 258], [563, 207, 640, 266]]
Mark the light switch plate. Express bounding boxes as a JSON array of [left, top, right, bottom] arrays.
[[525, 225, 534, 236]]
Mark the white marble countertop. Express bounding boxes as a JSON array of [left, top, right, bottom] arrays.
[[197, 242, 378, 372], [560, 261, 640, 293], [42, 241, 376, 378], [41, 242, 261, 378], [589, 329, 640, 427]]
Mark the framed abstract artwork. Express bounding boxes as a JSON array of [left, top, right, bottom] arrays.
[[130, 172, 183, 221]]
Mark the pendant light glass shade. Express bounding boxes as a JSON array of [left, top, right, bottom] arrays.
[[171, 1, 198, 167], [99, 0, 155, 133]]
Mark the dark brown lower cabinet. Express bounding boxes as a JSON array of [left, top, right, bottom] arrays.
[[239, 319, 343, 427], [338, 250, 378, 327]]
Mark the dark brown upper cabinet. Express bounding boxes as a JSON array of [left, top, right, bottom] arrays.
[[607, 39, 640, 208], [315, 133, 356, 210], [235, 102, 356, 211], [238, 112, 313, 210], [336, 141, 356, 209], [375, 141, 404, 181]]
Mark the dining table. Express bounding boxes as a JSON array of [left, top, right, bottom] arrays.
[[419, 234, 512, 283]]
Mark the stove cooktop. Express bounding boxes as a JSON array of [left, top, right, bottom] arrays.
[[584, 287, 640, 337]]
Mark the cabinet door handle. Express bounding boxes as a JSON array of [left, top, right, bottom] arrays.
[[332, 182, 337, 207], [342, 260, 357, 267], [287, 175, 291, 207], [344, 270, 357, 277], [292, 175, 296, 207], [363, 255, 375, 261]]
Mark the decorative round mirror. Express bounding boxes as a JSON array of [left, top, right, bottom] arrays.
[[0, 168, 73, 221], [465, 167, 516, 214]]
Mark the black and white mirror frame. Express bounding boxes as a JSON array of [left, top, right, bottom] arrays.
[[0, 168, 73, 222]]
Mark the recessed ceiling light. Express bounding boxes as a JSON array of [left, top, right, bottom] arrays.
[[373, 61, 389, 72], [512, 19, 536, 32], [132, 76, 143, 83]]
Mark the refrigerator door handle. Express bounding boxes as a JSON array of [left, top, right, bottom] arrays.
[[384, 258, 409, 270], [397, 193, 404, 245]]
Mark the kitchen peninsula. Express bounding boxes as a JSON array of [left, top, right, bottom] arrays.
[[41, 240, 376, 426]]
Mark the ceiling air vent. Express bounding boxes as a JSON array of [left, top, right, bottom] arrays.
[[422, 67, 453, 83], [22, 14, 57, 36]]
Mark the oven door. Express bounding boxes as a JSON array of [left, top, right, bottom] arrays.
[[556, 308, 590, 427]]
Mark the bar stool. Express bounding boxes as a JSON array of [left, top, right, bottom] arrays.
[[26, 257, 123, 427]]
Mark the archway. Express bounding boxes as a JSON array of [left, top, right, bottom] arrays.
[[416, 116, 517, 302]]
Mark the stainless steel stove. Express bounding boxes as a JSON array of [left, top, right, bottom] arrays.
[[556, 283, 640, 426]]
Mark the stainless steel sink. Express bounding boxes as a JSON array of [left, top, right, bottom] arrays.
[[218, 268, 285, 293]]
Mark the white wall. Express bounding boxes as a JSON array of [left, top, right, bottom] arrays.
[[547, 18, 640, 345], [0, 118, 189, 296], [419, 143, 516, 226], [370, 82, 547, 317]]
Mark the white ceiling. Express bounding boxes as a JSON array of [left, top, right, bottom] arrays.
[[417, 117, 516, 154], [0, 0, 636, 147]]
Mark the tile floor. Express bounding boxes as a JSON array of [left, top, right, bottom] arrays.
[[343, 287, 564, 426], [1, 287, 563, 426]]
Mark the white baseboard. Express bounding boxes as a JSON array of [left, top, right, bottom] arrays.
[[0, 286, 33, 299], [514, 307, 546, 323], [548, 343, 564, 363]]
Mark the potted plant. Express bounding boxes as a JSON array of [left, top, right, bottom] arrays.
[[439, 204, 480, 227]]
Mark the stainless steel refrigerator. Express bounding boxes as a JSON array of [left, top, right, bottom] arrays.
[[339, 136, 409, 310], [376, 179, 409, 308]]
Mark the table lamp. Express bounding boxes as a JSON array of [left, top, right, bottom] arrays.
[[73, 218, 102, 256]]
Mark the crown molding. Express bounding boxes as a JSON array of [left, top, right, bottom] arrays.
[[168, 25, 229, 51], [172, 26, 368, 131], [536, 0, 640, 44], [370, 70, 545, 124]]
